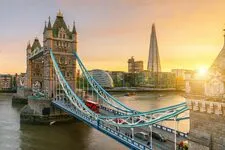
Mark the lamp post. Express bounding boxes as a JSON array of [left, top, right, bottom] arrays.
[[174, 116, 177, 150]]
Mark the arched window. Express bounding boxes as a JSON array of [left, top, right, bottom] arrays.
[[58, 28, 66, 39], [60, 56, 65, 64]]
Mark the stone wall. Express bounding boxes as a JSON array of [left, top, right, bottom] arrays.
[[28, 98, 51, 115], [17, 87, 32, 98], [187, 99, 225, 150]]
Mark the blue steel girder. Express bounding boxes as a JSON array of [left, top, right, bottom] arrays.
[[52, 100, 151, 150], [73, 51, 189, 116], [49, 48, 190, 149], [50, 48, 189, 128], [73, 51, 136, 113], [99, 106, 188, 128], [50, 49, 98, 119]]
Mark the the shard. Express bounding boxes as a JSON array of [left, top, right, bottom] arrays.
[[147, 24, 161, 72]]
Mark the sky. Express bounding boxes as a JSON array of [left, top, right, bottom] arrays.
[[1, 0, 225, 74]]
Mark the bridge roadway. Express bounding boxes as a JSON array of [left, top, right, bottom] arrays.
[[100, 108, 187, 150]]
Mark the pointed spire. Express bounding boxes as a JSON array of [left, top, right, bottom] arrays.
[[57, 9, 63, 17], [26, 41, 31, 50], [31, 37, 41, 51], [72, 21, 77, 34], [147, 23, 161, 72], [152, 23, 156, 34], [68, 25, 70, 31], [43, 21, 47, 33], [47, 16, 52, 29]]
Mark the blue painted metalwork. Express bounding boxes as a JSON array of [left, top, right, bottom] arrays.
[[52, 100, 151, 150], [49, 49, 189, 149], [73, 51, 188, 115], [73, 51, 135, 113]]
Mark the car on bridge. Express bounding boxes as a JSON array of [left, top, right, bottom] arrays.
[[134, 132, 149, 141], [152, 132, 166, 142], [134, 131, 167, 142]]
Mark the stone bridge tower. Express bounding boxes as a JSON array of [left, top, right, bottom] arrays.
[[26, 11, 77, 98], [185, 31, 225, 150]]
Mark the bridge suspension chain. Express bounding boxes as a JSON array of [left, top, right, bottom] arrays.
[[50, 49, 189, 128]]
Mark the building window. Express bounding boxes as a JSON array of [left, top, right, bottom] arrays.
[[60, 56, 65, 64]]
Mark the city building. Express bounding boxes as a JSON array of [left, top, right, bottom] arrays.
[[121, 70, 175, 88], [147, 24, 161, 73], [26, 11, 77, 97], [89, 69, 114, 88], [140, 71, 175, 88], [128, 56, 143, 73], [109, 71, 126, 87], [0, 74, 12, 90], [172, 69, 194, 90]]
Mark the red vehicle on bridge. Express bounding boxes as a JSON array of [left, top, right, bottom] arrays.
[[85, 100, 100, 113]]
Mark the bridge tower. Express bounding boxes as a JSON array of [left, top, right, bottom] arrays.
[[185, 31, 225, 150], [26, 11, 77, 98], [26, 41, 32, 88]]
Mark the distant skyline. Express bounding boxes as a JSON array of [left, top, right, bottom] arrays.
[[1, 0, 225, 74]]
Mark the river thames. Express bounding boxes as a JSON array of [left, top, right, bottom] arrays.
[[0, 92, 188, 150]]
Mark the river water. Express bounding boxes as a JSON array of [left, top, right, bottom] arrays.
[[0, 92, 188, 150]]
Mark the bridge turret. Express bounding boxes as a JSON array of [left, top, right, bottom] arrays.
[[26, 41, 31, 53], [31, 37, 41, 52], [43, 21, 47, 34], [43, 16, 53, 50], [45, 17, 53, 38], [26, 41, 32, 88], [47, 16, 52, 30], [72, 21, 78, 52]]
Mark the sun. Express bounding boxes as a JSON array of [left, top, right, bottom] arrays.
[[196, 67, 208, 78]]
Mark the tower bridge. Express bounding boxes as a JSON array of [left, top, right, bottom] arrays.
[[22, 12, 191, 150]]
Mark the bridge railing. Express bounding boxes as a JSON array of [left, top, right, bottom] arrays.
[[53, 99, 151, 150], [152, 124, 188, 138], [99, 124, 151, 150]]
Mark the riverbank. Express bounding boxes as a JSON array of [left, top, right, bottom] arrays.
[[106, 87, 184, 92]]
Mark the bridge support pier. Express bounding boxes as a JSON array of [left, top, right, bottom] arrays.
[[20, 96, 75, 125], [12, 87, 32, 104]]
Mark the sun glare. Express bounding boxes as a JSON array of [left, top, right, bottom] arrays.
[[197, 67, 208, 77]]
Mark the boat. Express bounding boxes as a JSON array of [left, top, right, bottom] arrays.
[[49, 121, 56, 125], [124, 92, 136, 96]]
